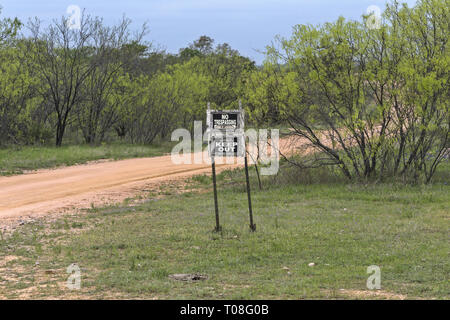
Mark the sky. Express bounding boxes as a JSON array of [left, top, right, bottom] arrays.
[[0, 0, 417, 63]]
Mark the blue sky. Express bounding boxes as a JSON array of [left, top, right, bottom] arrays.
[[0, 0, 417, 63]]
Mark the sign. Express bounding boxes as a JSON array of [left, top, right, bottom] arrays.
[[214, 137, 238, 154], [207, 110, 244, 132], [211, 136, 242, 156], [206, 102, 255, 232], [212, 112, 238, 130], [207, 109, 244, 157]]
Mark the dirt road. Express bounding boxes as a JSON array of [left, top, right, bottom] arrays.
[[0, 137, 299, 226], [0, 152, 241, 222]]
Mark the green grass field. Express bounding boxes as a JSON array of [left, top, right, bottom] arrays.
[[0, 142, 174, 176], [0, 163, 448, 299]]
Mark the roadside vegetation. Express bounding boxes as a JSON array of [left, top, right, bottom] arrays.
[[248, 0, 449, 183], [1, 0, 448, 183], [0, 161, 448, 299]]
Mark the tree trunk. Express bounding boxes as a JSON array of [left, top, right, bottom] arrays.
[[55, 121, 66, 147]]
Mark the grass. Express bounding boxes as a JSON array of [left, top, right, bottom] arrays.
[[0, 142, 175, 176], [0, 162, 448, 299]]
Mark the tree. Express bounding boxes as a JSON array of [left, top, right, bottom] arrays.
[[182, 40, 256, 109], [0, 7, 21, 46], [0, 11, 41, 145], [76, 18, 148, 144], [243, 63, 297, 126], [191, 35, 214, 55], [178, 35, 214, 61], [25, 13, 101, 146], [123, 64, 208, 144], [0, 45, 38, 145], [384, 0, 449, 182], [266, 0, 449, 182]]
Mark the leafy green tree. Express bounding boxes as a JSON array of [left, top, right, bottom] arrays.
[[383, 0, 449, 182], [24, 14, 100, 146], [0, 12, 43, 145], [0, 47, 34, 144], [122, 63, 208, 144], [0, 7, 21, 46], [243, 63, 298, 127], [182, 39, 256, 110], [179, 35, 214, 59], [266, 0, 448, 182], [76, 18, 148, 144]]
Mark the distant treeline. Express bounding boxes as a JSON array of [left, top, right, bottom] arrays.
[[0, 13, 256, 146], [0, 0, 448, 182]]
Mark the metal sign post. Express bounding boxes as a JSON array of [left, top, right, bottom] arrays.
[[244, 150, 255, 231], [207, 100, 255, 232], [240, 101, 256, 232], [208, 103, 221, 232]]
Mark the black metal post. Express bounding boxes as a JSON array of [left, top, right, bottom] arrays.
[[211, 139, 221, 232], [244, 152, 256, 232]]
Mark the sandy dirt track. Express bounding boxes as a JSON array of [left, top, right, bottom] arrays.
[[0, 137, 298, 227], [0, 152, 240, 222]]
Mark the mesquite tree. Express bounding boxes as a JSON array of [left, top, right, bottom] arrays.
[[265, 0, 448, 182], [76, 19, 148, 144], [25, 13, 100, 146]]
